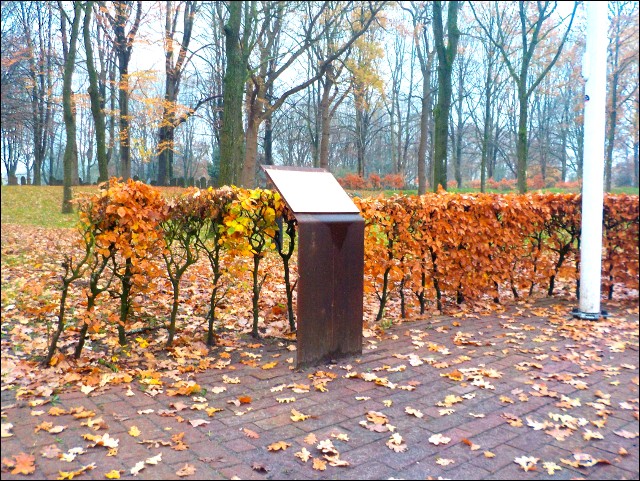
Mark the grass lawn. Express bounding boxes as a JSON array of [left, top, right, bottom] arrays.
[[2, 184, 637, 230], [0, 185, 188, 229]]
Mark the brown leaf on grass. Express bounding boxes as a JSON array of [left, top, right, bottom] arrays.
[[176, 464, 196, 477]]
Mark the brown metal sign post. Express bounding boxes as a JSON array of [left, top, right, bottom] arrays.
[[262, 166, 364, 368]]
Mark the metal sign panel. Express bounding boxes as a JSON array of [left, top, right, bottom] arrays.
[[263, 166, 360, 214]]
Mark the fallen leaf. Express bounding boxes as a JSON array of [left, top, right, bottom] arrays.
[[613, 429, 638, 439], [41, 445, 62, 459], [242, 428, 260, 439], [461, 438, 480, 450], [514, 455, 538, 471], [386, 432, 407, 452], [276, 397, 295, 403], [189, 419, 210, 427], [542, 461, 562, 475], [436, 458, 455, 466], [295, 447, 311, 463], [145, 453, 162, 465], [428, 433, 451, 446], [484, 451, 496, 458], [312, 458, 327, 471], [331, 432, 349, 442], [57, 463, 96, 480], [405, 407, 424, 418], [316, 439, 338, 455], [176, 464, 196, 477], [290, 409, 311, 422], [7, 453, 36, 475], [267, 441, 291, 451], [262, 361, 278, 369], [583, 429, 604, 441], [128, 426, 141, 437], [324, 454, 350, 467], [303, 433, 317, 445], [105, 469, 122, 479], [238, 396, 252, 404]]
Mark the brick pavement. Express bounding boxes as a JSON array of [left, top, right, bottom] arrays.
[[1, 297, 638, 480]]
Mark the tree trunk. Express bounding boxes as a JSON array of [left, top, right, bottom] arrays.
[[516, 84, 529, 193], [241, 106, 261, 187], [219, 1, 245, 186], [61, 3, 82, 213], [318, 75, 333, 170], [480, 59, 493, 192], [84, 1, 109, 183], [432, 1, 460, 192]]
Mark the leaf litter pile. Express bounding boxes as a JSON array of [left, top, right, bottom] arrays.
[[1, 223, 639, 479]]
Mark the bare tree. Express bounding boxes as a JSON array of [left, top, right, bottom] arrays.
[[431, 0, 460, 191], [99, 0, 143, 180], [471, 1, 577, 193]]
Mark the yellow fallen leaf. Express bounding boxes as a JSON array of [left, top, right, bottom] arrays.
[[294, 447, 311, 462], [267, 441, 291, 451], [262, 361, 278, 370], [128, 426, 141, 437], [290, 409, 311, 422], [104, 469, 121, 479]]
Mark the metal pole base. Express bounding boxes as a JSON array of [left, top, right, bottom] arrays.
[[571, 309, 609, 320]]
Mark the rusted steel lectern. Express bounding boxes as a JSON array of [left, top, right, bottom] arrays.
[[263, 166, 364, 368]]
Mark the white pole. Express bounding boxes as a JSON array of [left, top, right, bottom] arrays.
[[577, 1, 608, 319]]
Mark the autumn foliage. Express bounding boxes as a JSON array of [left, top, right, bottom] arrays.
[[356, 192, 639, 319], [47, 180, 638, 363]]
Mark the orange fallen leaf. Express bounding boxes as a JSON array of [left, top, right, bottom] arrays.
[[312, 458, 327, 471], [267, 441, 291, 451], [242, 428, 260, 439], [10, 453, 36, 475]]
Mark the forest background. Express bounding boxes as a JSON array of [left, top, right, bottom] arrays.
[[1, 1, 638, 204]]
